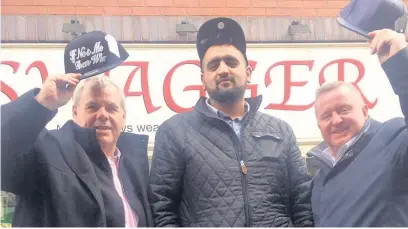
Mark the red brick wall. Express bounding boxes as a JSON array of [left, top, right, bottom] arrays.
[[4, 0, 407, 17]]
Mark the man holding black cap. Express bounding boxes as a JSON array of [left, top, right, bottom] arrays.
[[149, 17, 314, 227], [1, 31, 153, 227]]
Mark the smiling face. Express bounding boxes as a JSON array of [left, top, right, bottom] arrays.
[[200, 44, 252, 104], [315, 84, 368, 153], [72, 80, 126, 148]]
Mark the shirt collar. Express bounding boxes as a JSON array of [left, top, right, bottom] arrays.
[[205, 98, 250, 121], [108, 148, 121, 164], [322, 118, 371, 165]]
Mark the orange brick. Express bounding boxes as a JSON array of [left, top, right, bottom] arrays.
[[131, 6, 186, 15], [302, 1, 326, 8], [34, 0, 61, 5], [238, 7, 266, 15], [251, 0, 277, 7], [267, 7, 316, 16], [277, 1, 302, 8], [173, 0, 199, 7], [92, 0, 118, 7], [317, 8, 339, 16], [117, 0, 144, 6], [145, 0, 172, 6], [199, 0, 226, 7], [76, 6, 104, 15], [160, 7, 187, 15], [213, 7, 240, 15], [104, 6, 132, 15], [215, 7, 265, 16], [326, 1, 348, 8], [226, 0, 251, 7], [132, 6, 161, 15], [2, 6, 47, 14], [187, 7, 214, 15], [2, 0, 34, 5], [47, 6, 76, 14], [61, 0, 91, 6]]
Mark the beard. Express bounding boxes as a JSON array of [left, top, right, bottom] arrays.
[[206, 79, 247, 105]]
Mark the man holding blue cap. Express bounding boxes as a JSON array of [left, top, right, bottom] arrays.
[[149, 17, 314, 227], [307, 0, 408, 223], [307, 0, 408, 227], [1, 31, 153, 227]]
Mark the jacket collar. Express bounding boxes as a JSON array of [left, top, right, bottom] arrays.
[[193, 95, 263, 120], [53, 120, 148, 172], [49, 120, 149, 221], [49, 120, 106, 217], [307, 118, 382, 169]]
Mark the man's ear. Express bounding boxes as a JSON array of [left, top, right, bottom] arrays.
[[362, 104, 369, 120], [201, 72, 204, 84], [246, 65, 252, 83], [72, 105, 77, 119]]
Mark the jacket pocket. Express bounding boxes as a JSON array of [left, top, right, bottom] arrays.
[[250, 131, 284, 160]]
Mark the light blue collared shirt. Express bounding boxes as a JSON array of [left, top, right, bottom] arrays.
[[205, 99, 250, 138]]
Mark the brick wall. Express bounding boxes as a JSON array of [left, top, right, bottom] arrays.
[[4, 0, 408, 17], [2, 0, 407, 42]]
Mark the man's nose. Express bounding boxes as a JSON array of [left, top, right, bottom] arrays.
[[217, 61, 229, 76], [96, 107, 109, 121], [331, 112, 343, 125]]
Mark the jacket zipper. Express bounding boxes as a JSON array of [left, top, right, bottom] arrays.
[[232, 137, 250, 227], [240, 159, 250, 227], [199, 112, 252, 226], [240, 160, 247, 174], [229, 124, 251, 227]]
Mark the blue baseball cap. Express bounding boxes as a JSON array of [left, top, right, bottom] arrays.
[[337, 0, 407, 38]]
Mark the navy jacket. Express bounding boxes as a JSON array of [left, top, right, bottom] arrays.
[[307, 48, 408, 226], [1, 88, 154, 227]]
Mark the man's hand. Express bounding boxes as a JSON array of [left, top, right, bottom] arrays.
[[35, 73, 81, 111], [369, 29, 407, 64]]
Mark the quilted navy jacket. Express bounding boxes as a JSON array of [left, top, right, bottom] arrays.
[[148, 95, 314, 227]]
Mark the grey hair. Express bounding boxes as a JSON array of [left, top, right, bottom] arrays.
[[72, 74, 126, 111], [315, 81, 361, 100]]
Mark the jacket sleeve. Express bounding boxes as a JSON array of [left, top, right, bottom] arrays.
[[382, 47, 408, 129], [284, 123, 314, 227], [148, 120, 186, 227], [381, 47, 408, 171], [1, 88, 57, 194]]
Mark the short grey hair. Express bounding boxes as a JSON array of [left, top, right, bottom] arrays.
[[315, 81, 361, 100], [73, 74, 126, 111]]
